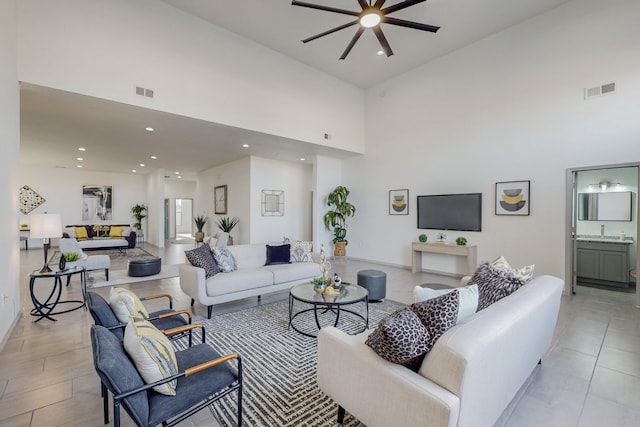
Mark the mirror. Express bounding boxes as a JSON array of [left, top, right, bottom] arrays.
[[262, 190, 284, 216], [578, 191, 632, 221]]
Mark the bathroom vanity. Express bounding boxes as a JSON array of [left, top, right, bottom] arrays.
[[576, 238, 632, 288]]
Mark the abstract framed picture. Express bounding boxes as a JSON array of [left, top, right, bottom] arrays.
[[19, 185, 46, 214], [215, 185, 228, 214], [82, 185, 112, 221], [389, 189, 409, 215], [495, 180, 530, 216]]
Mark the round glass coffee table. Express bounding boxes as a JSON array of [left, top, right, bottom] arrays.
[[288, 283, 369, 338]]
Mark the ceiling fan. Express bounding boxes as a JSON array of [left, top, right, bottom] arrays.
[[291, 0, 440, 60]]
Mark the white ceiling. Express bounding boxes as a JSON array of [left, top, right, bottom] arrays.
[[20, 0, 571, 178]]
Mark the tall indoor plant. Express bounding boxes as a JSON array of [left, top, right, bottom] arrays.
[[216, 216, 239, 245], [131, 204, 147, 231], [193, 215, 208, 243], [323, 185, 356, 256]]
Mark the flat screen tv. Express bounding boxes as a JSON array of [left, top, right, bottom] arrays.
[[417, 193, 482, 232]]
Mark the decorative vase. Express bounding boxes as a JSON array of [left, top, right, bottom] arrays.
[[228, 235, 234, 246], [195, 231, 204, 243], [334, 241, 346, 257]]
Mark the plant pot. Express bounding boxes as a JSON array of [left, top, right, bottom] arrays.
[[66, 261, 78, 270], [334, 241, 346, 257], [228, 235, 234, 246], [195, 231, 204, 243]]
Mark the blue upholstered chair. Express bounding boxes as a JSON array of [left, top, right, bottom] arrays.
[[91, 325, 242, 427], [86, 291, 202, 347]]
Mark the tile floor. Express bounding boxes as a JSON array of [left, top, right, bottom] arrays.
[[1, 243, 639, 426]]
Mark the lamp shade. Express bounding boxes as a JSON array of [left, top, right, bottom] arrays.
[[29, 214, 63, 239]]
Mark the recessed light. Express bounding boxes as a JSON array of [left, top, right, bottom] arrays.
[[78, 147, 86, 151], [175, 171, 180, 175], [300, 158, 305, 161], [377, 50, 384, 56], [76, 165, 83, 168], [132, 169, 137, 173], [242, 144, 249, 148], [177, 176, 182, 179], [150, 156, 157, 160], [145, 127, 154, 132], [76, 157, 83, 161], [139, 163, 145, 167]]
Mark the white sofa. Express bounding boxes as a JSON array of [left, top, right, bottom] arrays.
[[179, 243, 321, 318], [317, 275, 564, 427]]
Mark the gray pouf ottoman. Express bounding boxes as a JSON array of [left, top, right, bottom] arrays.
[[128, 257, 162, 277], [357, 269, 387, 302]]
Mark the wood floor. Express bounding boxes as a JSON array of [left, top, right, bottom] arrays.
[[1, 242, 640, 426]]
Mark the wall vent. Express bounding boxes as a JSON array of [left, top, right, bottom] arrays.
[[584, 82, 615, 100], [136, 86, 154, 98]]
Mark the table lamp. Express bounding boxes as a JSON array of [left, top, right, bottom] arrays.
[[30, 213, 62, 273]]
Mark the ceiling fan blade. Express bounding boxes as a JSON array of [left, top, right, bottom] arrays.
[[339, 27, 365, 60], [373, 0, 387, 8], [383, 16, 440, 33], [357, 0, 369, 9], [302, 20, 359, 43], [373, 26, 393, 57], [291, 1, 359, 17], [381, 0, 426, 15]]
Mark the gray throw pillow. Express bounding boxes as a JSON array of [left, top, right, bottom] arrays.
[[184, 243, 219, 278], [212, 247, 238, 273], [469, 262, 525, 311], [365, 308, 430, 371]]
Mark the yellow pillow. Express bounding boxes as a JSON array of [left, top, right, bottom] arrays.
[[123, 317, 178, 396], [110, 226, 123, 237], [109, 287, 149, 323], [75, 227, 88, 239]]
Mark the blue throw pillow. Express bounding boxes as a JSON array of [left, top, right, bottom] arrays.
[[265, 244, 291, 266]]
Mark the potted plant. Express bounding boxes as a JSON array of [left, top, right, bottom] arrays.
[[323, 185, 356, 256], [193, 215, 208, 243], [419, 234, 428, 243], [131, 204, 147, 231], [456, 237, 468, 246], [216, 216, 239, 245], [63, 252, 80, 269]]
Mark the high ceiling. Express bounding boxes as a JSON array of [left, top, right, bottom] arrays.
[[20, 0, 571, 178]]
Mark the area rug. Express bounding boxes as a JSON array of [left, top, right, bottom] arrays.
[[178, 298, 406, 427]]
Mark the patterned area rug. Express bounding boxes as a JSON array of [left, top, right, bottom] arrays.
[[178, 298, 406, 427]]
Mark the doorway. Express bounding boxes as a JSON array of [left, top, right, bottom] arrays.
[[175, 198, 194, 240], [566, 163, 640, 308]]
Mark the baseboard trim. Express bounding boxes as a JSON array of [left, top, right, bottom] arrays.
[[0, 310, 22, 352]]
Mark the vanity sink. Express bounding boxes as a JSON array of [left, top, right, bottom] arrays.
[[576, 236, 632, 244]]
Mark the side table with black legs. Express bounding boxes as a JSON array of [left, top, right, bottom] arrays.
[[29, 266, 87, 322]]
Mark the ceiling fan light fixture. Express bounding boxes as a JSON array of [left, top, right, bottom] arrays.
[[360, 11, 381, 28]]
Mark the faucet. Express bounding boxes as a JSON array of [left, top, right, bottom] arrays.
[[601, 224, 605, 238]]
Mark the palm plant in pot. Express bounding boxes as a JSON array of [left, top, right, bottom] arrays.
[[131, 204, 147, 231], [193, 215, 208, 243], [216, 216, 239, 245], [323, 185, 356, 256]]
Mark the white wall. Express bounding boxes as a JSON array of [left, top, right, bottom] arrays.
[[146, 170, 165, 247], [249, 157, 312, 244], [164, 180, 196, 238], [0, 0, 20, 348], [197, 157, 251, 244], [345, 0, 640, 280], [313, 156, 343, 255], [17, 0, 365, 154], [18, 166, 147, 247]]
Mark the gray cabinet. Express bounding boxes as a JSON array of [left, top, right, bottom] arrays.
[[577, 240, 630, 288]]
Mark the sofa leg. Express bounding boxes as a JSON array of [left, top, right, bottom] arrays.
[[190, 298, 195, 307], [257, 295, 261, 301], [337, 405, 345, 424], [105, 269, 109, 281], [538, 359, 542, 365], [208, 305, 213, 319]]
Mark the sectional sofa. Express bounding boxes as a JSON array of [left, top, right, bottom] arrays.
[[317, 275, 564, 427], [180, 242, 321, 318]]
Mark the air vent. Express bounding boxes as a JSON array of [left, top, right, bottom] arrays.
[[584, 82, 616, 100], [136, 86, 154, 98]]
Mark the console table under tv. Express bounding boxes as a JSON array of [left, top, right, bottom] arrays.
[[411, 242, 478, 276]]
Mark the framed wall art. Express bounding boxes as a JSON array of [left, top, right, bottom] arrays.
[[495, 180, 530, 216], [389, 189, 409, 215], [215, 185, 228, 214], [82, 185, 112, 221], [19, 185, 46, 214]]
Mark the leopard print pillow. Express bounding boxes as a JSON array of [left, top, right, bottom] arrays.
[[410, 290, 459, 349], [365, 308, 430, 371], [469, 262, 525, 311]]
